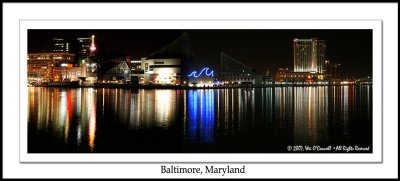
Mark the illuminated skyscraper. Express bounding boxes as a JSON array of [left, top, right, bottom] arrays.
[[293, 38, 326, 73], [52, 38, 69, 52], [76, 35, 96, 58], [76, 37, 91, 57], [76, 35, 97, 81]]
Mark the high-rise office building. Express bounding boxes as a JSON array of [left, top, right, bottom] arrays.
[[76, 37, 91, 57], [76, 35, 96, 57], [52, 38, 69, 52], [323, 60, 341, 83], [293, 38, 326, 73], [76, 35, 97, 82]]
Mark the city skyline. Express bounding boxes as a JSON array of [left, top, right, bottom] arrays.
[[26, 30, 374, 154], [28, 29, 373, 77]]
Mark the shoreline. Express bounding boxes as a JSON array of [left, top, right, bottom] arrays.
[[28, 83, 373, 89]]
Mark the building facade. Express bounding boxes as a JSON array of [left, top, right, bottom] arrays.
[[76, 35, 97, 82], [102, 59, 131, 84], [217, 52, 262, 86], [263, 69, 274, 84], [53, 64, 82, 82], [76, 36, 92, 58], [275, 67, 326, 84], [142, 58, 181, 85], [52, 38, 69, 52], [323, 60, 341, 83], [130, 58, 145, 84], [293, 38, 326, 73], [27, 52, 75, 82], [186, 67, 215, 87]]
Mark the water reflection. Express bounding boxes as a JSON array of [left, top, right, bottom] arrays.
[[186, 90, 215, 143], [293, 87, 329, 145], [27, 88, 97, 152], [87, 89, 97, 152], [28, 85, 372, 153]]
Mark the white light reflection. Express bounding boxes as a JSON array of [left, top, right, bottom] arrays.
[[59, 90, 66, 129], [87, 88, 97, 152], [341, 86, 349, 137], [155, 90, 172, 128]]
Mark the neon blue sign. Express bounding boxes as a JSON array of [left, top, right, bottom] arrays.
[[188, 67, 214, 78]]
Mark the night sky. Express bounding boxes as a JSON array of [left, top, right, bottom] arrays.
[[28, 29, 372, 77]]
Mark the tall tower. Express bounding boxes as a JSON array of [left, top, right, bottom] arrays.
[[77, 35, 97, 79], [293, 38, 326, 73], [89, 35, 96, 56]]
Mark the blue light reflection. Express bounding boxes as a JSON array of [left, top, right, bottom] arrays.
[[187, 90, 215, 143]]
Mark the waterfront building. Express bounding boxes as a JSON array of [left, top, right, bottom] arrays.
[[27, 52, 75, 82], [142, 58, 181, 85], [147, 33, 193, 85], [186, 66, 216, 87], [323, 60, 341, 84], [130, 58, 145, 85], [53, 63, 82, 82], [274, 38, 330, 84], [263, 69, 274, 84], [52, 38, 69, 52], [275, 67, 326, 84], [293, 38, 326, 73], [100, 57, 132, 84], [355, 76, 372, 85], [339, 72, 356, 85], [218, 52, 262, 86], [136, 33, 194, 85], [99, 34, 191, 86]]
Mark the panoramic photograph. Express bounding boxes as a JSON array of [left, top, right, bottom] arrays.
[[27, 29, 373, 153]]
